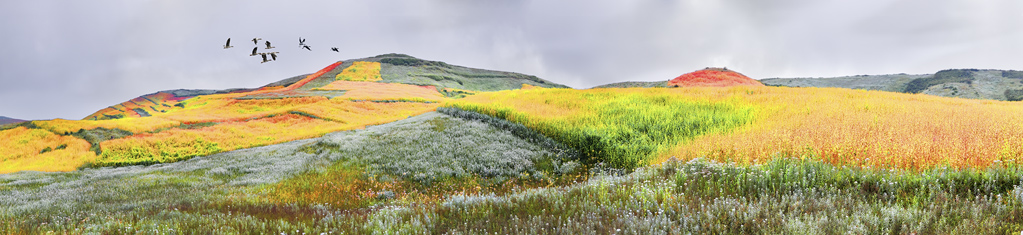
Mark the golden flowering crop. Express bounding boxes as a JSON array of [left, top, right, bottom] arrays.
[[33, 117, 182, 135], [314, 81, 445, 102], [335, 61, 381, 82], [659, 86, 1023, 170], [0, 127, 95, 173]]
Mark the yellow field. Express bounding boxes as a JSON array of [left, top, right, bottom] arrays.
[[0, 127, 95, 173], [660, 86, 1023, 170]]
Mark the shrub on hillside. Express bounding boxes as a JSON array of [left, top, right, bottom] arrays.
[[1006, 89, 1023, 101], [379, 57, 449, 68], [70, 127, 133, 154], [904, 69, 978, 94], [1003, 70, 1023, 79]]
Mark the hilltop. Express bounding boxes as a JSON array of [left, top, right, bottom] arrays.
[[593, 67, 763, 89], [667, 67, 763, 87], [761, 69, 1023, 101]]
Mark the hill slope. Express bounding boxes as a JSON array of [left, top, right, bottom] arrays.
[[761, 69, 1023, 101]]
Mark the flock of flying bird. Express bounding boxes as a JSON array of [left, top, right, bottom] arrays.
[[223, 37, 341, 64]]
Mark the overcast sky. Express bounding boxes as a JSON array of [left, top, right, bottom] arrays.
[[1, 0, 1021, 120]]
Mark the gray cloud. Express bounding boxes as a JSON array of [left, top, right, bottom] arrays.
[[1, 0, 1022, 120]]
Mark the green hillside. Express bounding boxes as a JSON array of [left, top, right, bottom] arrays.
[[362, 53, 569, 91]]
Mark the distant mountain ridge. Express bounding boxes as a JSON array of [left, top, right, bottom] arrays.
[[0, 116, 26, 125], [594, 69, 1023, 101], [761, 69, 1023, 101]]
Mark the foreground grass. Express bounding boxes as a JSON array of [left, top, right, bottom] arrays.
[[0, 111, 584, 233], [4, 155, 1022, 233]]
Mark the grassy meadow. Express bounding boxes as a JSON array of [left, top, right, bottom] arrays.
[[4, 59, 1023, 233]]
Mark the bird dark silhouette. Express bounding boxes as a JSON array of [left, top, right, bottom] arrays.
[[252, 38, 262, 45], [331, 47, 339, 52], [302, 45, 311, 51], [223, 38, 233, 49], [250, 47, 258, 56], [264, 41, 275, 49], [298, 37, 306, 47], [259, 53, 270, 63], [269, 52, 278, 61]]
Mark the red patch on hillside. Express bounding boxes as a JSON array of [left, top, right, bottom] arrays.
[[668, 68, 763, 87]]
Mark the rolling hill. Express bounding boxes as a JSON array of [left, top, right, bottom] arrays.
[[85, 54, 566, 120], [2, 54, 569, 173]]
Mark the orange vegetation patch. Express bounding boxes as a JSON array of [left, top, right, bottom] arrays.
[[658, 86, 1023, 170], [283, 61, 344, 90], [335, 61, 381, 82], [0, 127, 95, 173], [667, 68, 764, 87], [314, 81, 444, 102], [94, 100, 439, 166]]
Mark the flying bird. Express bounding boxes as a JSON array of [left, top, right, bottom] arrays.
[[268, 52, 278, 61], [298, 37, 306, 47], [331, 47, 339, 52], [223, 38, 233, 49], [259, 53, 271, 63], [302, 45, 311, 51], [252, 38, 262, 45], [264, 41, 275, 49], [250, 47, 258, 56]]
